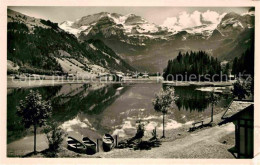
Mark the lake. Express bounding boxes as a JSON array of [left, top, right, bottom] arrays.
[[7, 83, 232, 143]]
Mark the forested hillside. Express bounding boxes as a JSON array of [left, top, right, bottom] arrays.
[[163, 51, 224, 81], [7, 9, 134, 75], [231, 45, 254, 76]]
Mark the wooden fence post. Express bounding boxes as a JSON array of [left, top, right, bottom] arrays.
[[96, 139, 99, 152], [115, 135, 118, 147]]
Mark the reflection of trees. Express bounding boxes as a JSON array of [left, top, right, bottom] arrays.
[[173, 86, 213, 112], [37, 86, 62, 100], [81, 85, 122, 115], [50, 83, 130, 138], [7, 84, 129, 143], [50, 84, 128, 123]]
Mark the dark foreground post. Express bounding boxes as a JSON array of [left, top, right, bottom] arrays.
[[96, 139, 99, 152], [162, 113, 165, 138], [115, 135, 118, 147], [34, 125, 36, 154]]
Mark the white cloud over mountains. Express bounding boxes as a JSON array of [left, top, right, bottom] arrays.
[[162, 10, 226, 32]]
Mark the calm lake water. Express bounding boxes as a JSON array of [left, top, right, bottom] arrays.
[[7, 83, 232, 143]]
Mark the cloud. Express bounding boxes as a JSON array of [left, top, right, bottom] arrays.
[[162, 10, 226, 31], [162, 17, 177, 28], [178, 11, 201, 28], [202, 10, 226, 24]]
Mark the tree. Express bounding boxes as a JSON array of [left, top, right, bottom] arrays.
[[224, 63, 230, 75], [17, 90, 52, 154], [232, 57, 238, 75], [208, 90, 219, 123], [43, 123, 66, 157], [153, 87, 176, 138], [231, 46, 254, 76], [232, 79, 250, 100], [248, 76, 254, 100]]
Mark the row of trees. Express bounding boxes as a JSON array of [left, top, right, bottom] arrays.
[[232, 45, 254, 100], [163, 51, 223, 81], [163, 46, 254, 82], [232, 45, 254, 76]]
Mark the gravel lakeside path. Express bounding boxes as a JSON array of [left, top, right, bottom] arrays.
[[93, 123, 235, 158]]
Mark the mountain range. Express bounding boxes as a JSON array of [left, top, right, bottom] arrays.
[[7, 8, 255, 74], [60, 9, 254, 72]]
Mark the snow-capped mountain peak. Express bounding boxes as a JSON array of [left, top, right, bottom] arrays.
[[108, 14, 128, 25], [60, 20, 74, 26], [59, 10, 254, 43], [183, 23, 218, 37], [59, 20, 81, 37], [59, 12, 164, 38]]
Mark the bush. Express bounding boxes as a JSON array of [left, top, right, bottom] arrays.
[[151, 127, 157, 140], [134, 140, 161, 150], [232, 79, 250, 100], [117, 124, 161, 150], [44, 123, 66, 154], [134, 123, 144, 140]]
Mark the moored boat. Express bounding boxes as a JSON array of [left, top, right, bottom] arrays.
[[102, 133, 114, 152], [67, 136, 86, 153], [82, 137, 97, 154]]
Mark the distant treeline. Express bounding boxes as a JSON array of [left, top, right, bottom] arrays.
[[163, 51, 227, 81], [232, 45, 254, 77]]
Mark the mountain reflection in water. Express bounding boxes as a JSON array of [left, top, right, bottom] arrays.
[[7, 83, 232, 143]]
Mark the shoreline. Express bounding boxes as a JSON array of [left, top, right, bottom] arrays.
[[7, 106, 235, 158], [163, 80, 235, 87], [7, 76, 234, 89]]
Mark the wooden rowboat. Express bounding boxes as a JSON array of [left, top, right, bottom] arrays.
[[67, 136, 86, 153], [82, 137, 97, 154], [102, 133, 114, 152]]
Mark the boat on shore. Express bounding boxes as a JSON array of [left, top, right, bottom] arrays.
[[67, 136, 86, 153], [82, 137, 97, 154], [102, 134, 115, 152]]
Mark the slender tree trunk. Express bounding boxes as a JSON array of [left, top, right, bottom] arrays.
[[34, 124, 37, 154], [162, 113, 165, 138], [211, 103, 213, 123]]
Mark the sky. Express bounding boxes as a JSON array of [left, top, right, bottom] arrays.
[[9, 7, 251, 26]]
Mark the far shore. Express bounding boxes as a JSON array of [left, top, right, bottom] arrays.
[[163, 80, 235, 86], [7, 75, 234, 89]]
